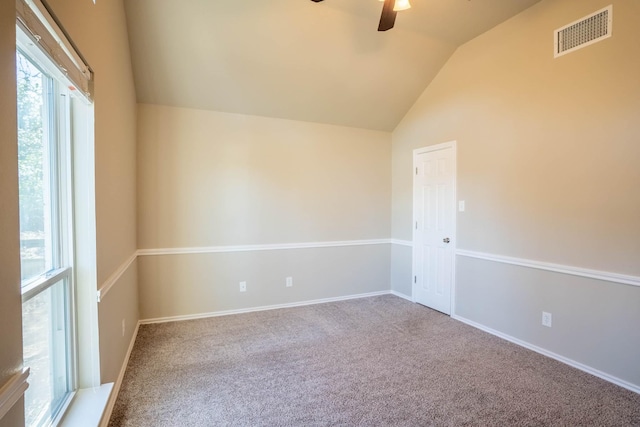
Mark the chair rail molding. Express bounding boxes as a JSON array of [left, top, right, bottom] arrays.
[[97, 252, 138, 302], [456, 249, 640, 288], [390, 239, 412, 247], [137, 239, 392, 256]]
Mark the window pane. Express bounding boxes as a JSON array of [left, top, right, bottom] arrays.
[[17, 46, 75, 427], [22, 278, 73, 427], [17, 51, 54, 283]]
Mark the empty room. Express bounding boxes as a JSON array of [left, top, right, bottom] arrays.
[[0, 0, 639, 426]]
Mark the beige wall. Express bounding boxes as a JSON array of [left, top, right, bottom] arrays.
[[46, 0, 138, 285], [0, 407, 24, 427], [391, 0, 640, 387], [457, 257, 640, 385], [138, 104, 391, 248], [137, 104, 391, 318], [139, 246, 390, 320], [39, 0, 139, 385], [0, 1, 25, 425], [394, 0, 640, 273], [390, 245, 412, 297], [98, 263, 139, 382]]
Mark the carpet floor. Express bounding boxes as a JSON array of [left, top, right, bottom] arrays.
[[109, 295, 640, 426]]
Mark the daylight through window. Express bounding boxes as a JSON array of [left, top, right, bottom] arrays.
[[17, 42, 75, 427]]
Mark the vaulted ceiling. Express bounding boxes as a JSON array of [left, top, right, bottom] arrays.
[[124, 0, 541, 131]]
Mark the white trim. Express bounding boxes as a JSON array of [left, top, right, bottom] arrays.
[[137, 239, 391, 256], [59, 384, 112, 427], [0, 368, 30, 421], [71, 97, 99, 388], [390, 239, 412, 247], [390, 290, 413, 302], [22, 0, 90, 78], [16, 0, 92, 99], [456, 249, 640, 288], [99, 321, 140, 427], [412, 141, 457, 156], [140, 290, 391, 324], [452, 314, 640, 395], [97, 253, 137, 302], [21, 266, 71, 302]]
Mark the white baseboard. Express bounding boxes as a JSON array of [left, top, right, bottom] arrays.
[[452, 314, 640, 395], [390, 290, 413, 302], [99, 321, 140, 427], [140, 290, 391, 324]]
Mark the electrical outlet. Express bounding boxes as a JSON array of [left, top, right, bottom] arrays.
[[542, 311, 552, 327], [458, 200, 466, 212], [239, 281, 247, 292], [121, 319, 125, 337], [286, 277, 293, 287]]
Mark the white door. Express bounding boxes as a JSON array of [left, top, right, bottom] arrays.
[[412, 143, 456, 315]]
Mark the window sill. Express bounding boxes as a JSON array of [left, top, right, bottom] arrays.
[[59, 383, 113, 427]]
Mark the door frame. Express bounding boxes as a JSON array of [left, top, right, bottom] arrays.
[[411, 141, 457, 316]]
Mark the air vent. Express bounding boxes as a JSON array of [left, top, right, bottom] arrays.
[[554, 5, 612, 58]]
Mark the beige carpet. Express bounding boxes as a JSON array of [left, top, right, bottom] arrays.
[[109, 295, 640, 426]]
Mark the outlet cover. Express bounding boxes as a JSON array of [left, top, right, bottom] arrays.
[[239, 281, 247, 292], [286, 277, 293, 287], [542, 311, 552, 327]]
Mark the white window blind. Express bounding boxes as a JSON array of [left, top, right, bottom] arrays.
[[16, 0, 93, 99]]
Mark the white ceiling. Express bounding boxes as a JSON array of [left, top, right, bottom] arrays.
[[124, 0, 541, 131]]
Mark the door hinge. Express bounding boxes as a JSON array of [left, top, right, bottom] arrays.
[[415, 221, 418, 230], [414, 276, 417, 284], [415, 167, 418, 175]]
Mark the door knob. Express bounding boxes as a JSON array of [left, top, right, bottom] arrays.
[[443, 238, 450, 243]]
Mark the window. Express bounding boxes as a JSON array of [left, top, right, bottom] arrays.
[[17, 46, 76, 427], [16, 1, 96, 424]]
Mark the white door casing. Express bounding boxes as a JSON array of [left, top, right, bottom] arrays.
[[412, 142, 456, 315]]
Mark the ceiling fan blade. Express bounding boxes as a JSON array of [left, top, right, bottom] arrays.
[[378, 0, 397, 31]]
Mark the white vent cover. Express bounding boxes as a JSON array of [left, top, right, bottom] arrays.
[[554, 5, 612, 58]]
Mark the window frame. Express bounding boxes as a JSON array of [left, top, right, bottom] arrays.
[[17, 29, 79, 427], [15, 0, 98, 423]]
